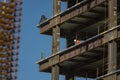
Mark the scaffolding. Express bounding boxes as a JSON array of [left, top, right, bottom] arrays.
[[0, 0, 22, 80], [37, 0, 120, 80]]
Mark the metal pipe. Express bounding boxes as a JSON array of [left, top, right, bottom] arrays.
[[95, 69, 120, 80]]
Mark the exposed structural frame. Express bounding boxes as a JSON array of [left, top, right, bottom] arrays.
[[37, 0, 120, 80], [0, 0, 22, 80]]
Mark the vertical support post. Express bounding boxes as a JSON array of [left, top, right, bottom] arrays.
[[53, 0, 61, 16], [108, 0, 117, 72], [52, 26, 60, 80], [52, 26, 60, 54], [108, 41, 117, 80], [108, 0, 117, 29], [52, 65, 59, 80], [52, 0, 61, 80], [104, 0, 117, 80]]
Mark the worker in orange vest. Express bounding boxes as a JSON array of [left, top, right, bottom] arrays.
[[74, 39, 80, 44]]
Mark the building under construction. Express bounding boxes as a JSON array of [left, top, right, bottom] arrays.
[[0, 0, 22, 80], [37, 0, 120, 80]]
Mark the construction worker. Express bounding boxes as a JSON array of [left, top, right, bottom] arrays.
[[74, 39, 80, 44]]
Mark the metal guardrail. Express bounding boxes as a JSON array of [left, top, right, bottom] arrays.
[[95, 69, 120, 80]]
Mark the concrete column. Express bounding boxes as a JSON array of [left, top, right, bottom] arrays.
[[107, 41, 117, 80], [52, 26, 60, 54], [52, 0, 61, 80], [105, 0, 117, 80], [52, 26, 60, 80], [53, 0, 61, 15], [52, 65, 60, 80]]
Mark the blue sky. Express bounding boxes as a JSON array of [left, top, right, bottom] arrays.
[[18, 0, 53, 80], [18, 0, 89, 80]]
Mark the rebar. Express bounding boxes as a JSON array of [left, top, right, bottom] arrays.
[[0, 0, 22, 80]]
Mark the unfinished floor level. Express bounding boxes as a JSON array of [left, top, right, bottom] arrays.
[[37, 0, 120, 80]]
